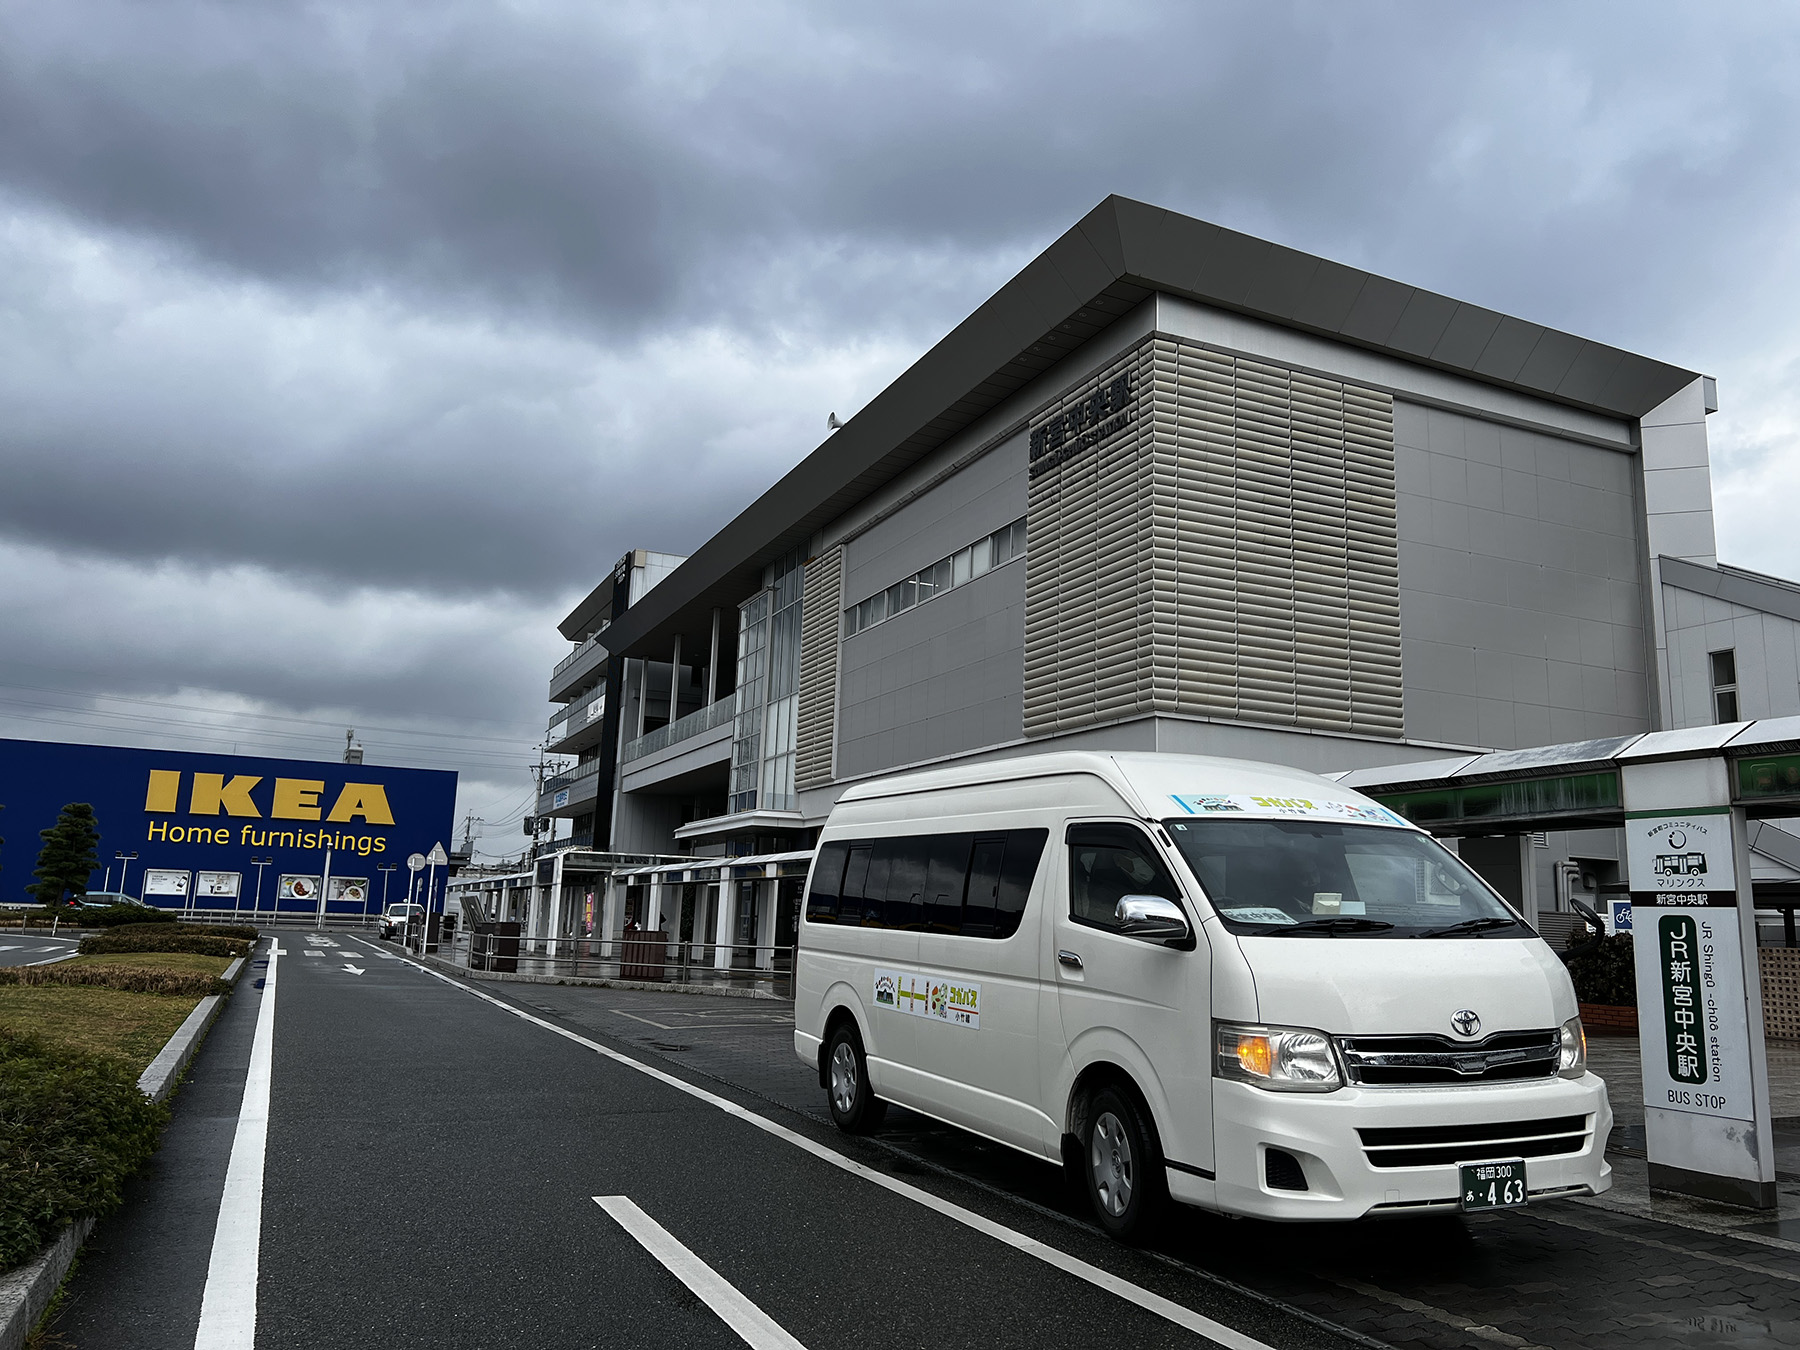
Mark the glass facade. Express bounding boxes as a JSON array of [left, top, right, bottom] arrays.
[[729, 550, 804, 814]]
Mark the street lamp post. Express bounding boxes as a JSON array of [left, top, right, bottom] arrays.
[[377, 863, 396, 922], [250, 857, 273, 922], [116, 851, 139, 900]]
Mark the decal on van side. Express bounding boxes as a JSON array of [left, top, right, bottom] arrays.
[[875, 968, 980, 1029], [1169, 794, 1406, 827]]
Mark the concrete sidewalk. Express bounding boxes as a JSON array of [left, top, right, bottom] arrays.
[[1580, 1034, 1800, 1245]]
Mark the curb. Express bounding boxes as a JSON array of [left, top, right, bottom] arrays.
[[0, 947, 252, 1347], [136, 954, 246, 1103], [0, 1218, 93, 1350], [404, 947, 786, 1001]]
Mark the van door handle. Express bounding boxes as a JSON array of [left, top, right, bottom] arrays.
[[1057, 950, 1083, 970]]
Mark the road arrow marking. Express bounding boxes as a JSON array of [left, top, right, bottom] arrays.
[[342, 964, 365, 975]]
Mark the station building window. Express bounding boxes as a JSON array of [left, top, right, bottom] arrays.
[[1711, 649, 1739, 723], [843, 517, 1026, 637]]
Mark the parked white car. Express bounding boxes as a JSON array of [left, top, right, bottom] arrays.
[[794, 751, 1608, 1239], [377, 903, 423, 941]]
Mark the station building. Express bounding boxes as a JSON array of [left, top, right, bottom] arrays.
[[520, 196, 1800, 966]]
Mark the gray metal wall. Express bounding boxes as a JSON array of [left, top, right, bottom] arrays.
[[1662, 583, 1800, 726], [1394, 401, 1650, 748]]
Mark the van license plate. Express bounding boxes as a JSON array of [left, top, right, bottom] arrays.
[[1460, 1160, 1527, 1211]]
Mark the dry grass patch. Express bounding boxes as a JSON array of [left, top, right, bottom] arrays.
[[69, 952, 233, 978], [0, 986, 200, 1074]]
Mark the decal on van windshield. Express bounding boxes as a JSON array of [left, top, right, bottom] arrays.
[[875, 968, 980, 1029], [1170, 794, 1406, 827]]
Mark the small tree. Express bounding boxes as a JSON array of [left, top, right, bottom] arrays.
[[28, 803, 101, 906]]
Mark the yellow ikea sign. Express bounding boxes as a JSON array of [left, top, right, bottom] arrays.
[[143, 769, 395, 824]]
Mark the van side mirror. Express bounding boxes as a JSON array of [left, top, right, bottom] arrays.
[[1115, 895, 1191, 946]]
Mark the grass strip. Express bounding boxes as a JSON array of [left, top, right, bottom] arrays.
[[68, 952, 233, 977], [78, 930, 251, 960], [0, 965, 229, 998], [0, 986, 206, 1073], [0, 1029, 169, 1271]]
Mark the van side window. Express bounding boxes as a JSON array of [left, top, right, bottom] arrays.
[[926, 835, 973, 933], [963, 830, 1048, 939], [801, 829, 1048, 938], [806, 842, 850, 923], [839, 844, 874, 925], [1067, 823, 1181, 932], [881, 837, 927, 930]]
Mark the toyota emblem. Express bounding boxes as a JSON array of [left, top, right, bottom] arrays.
[[1450, 1009, 1482, 1038]]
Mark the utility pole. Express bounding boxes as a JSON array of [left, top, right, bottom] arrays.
[[529, 752, 548, 865]]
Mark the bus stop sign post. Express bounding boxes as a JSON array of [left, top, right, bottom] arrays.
[[1622, 755, 1777, 1209]]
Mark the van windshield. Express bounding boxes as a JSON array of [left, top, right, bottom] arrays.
[[1161, 818, 1524, 937]]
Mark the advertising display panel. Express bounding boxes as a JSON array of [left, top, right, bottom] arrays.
[[329, 877, 370, 907], [143, 869, 191, 897], [279, 875, 323, 903], [195, 871, 242, 901], [0, 737, 457, 915]]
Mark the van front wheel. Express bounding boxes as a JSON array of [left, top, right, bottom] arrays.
[[1083, 1086, 1165, 1241], [826, 1025, 887, 1134]]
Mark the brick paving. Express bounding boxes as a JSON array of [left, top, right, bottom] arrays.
[[501, 978, 1800, 1348]]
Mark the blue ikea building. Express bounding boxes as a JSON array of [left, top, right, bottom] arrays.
[[0, 738, 458, 917]]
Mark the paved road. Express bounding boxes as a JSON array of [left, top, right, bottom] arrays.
[[0, 933, 79, 967], [47, 932, 1800, 1349]]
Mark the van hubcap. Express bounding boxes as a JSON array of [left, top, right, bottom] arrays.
[[830, 1042, 858, 1115], [1091, 1111, 1134, 1217]]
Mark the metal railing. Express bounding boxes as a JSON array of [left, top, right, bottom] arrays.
[[462, 929, 798, 998], [549, 694, 607, 743], [553, 629, 607, 678], [543, 758, 605, 793], [621, 694, 737, 764]]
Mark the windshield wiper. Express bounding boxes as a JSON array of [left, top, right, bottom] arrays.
[[1263, 917, 1395, 936], [1412, 917, 1520, 939]]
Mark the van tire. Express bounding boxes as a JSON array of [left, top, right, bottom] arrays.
[[1081, 1085, 1165, 1241], [825, 1024, 887, 1134]]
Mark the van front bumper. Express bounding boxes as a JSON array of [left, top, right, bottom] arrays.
[[1205, 1073, 1611, 1221]]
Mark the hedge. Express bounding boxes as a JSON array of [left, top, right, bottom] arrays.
[[78, 930, 252, 960], [82, 905, 177, 929], [0, 1029, 169, 1270], [1565, 932, 1636, 1007], [0, 965, 230, 998]]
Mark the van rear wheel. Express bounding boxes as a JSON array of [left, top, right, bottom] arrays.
[[1082, 1086, 1165, 1241], [825, 1025, 887, 1134]]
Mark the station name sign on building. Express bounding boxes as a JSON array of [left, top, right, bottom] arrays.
[[0, 737, 457, 915]]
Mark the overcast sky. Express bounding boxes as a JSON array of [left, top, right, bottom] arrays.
[[3, 1, 1798, 856]]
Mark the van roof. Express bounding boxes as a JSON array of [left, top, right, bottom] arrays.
[[835, 751, 1411, 827]]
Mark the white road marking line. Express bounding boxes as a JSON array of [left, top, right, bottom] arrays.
[[595, 1196, 808, 1350], [27, 951, 80, 966], [360, 938, 1269, 1350], [342, 964, 365, 975], [194, 939, 280, 1350]]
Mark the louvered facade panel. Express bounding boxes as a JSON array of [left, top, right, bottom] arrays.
[[1025, 331, 1403, 740], [796, 547, 843, 790]]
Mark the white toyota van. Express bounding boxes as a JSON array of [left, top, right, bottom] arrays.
[[793, 751, 1609, 1238]]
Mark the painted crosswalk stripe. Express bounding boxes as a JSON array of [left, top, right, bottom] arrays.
[[193, 941, 281, 1350], [595, 1197, 806, 1350]]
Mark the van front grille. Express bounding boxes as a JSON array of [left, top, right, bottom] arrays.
[[1358, 1115, 1590, 1169], [1336, 1029, 1559, 1086]]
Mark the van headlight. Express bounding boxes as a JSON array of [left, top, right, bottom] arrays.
[[1557, 1015, 1587, 1079], [1216, 1023, 1342, 1092]]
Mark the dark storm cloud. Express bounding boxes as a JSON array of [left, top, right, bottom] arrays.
[[2, 0, 1799, 791]]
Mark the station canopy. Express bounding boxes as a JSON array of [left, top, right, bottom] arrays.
[[1328, 717, 1800, 834]]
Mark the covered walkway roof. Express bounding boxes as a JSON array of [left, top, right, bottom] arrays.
[[1330, 718, 1800, 833]]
